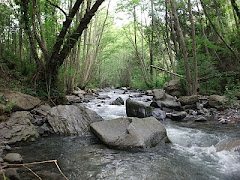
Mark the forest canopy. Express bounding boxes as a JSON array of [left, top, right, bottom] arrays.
[[0, 0, 240, 100]]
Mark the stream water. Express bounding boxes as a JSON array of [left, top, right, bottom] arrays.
[[13, 89, 240, 180]]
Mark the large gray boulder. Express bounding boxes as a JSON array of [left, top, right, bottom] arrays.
[[163, 79, 185, 97], [90, 117, 169, 150], [0, 112, 39, 144], [209, 95, 226, 110], [4, 92, 41, 111], [47, 105, 103, 135], [126, 98, 152, 118]]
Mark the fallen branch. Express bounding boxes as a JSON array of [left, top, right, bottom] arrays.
[[0, 160, 69, 180], [151, 65, 183, 77]]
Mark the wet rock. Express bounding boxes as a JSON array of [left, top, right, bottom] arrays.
[[4, 92, 41, 111], [150, 101, 162, 108], [66, 95, 82, 103], [36, 123, 53, 136], [0, 112, 39, 144], [146, 90, 153, 96], [160, 94, 182, 110], [126, 98, 152, 118], [91, 117, 169, 150], [216, 139, 240, 152], [152, 108, 166, 121], [163, 79, 185, 97], [0, 149, 3, 156], [171, 111, 187, 121], [209, 95, 226, 110], [5, 145, 11, 151], [179, 95, 199, 106], [73, 88, 86, 97], [4, 153, 23, 163], [5, 168, 21, 180], [153, 89, 166, 101], [47, 105, 103, 135], [97, 95, 110, 100], [195, 116, 207, 122], [110, 97, 124, 105], [0, 157, 3, 163]]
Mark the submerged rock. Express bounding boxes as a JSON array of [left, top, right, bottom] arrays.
[[215, 139, 240, 152], [0, 112, 39, 144], [5, 168, 21, 180], [47, 105, 103, 135], [126, 98, 152, 118], [4, 153, 23, 163], [90, 117, 169, 150]]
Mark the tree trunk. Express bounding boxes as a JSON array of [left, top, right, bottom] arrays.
[[170, 0, 192, 94], [188, 0, 198, 94]]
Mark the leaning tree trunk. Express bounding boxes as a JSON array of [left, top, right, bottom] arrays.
[[170, 0, 193, 95]]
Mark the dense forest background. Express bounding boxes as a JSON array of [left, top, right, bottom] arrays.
[[0, 0, 240, 101]]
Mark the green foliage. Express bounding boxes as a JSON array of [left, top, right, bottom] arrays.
[[224, 80, 240, 107]]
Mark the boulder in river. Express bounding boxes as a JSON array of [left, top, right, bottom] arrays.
[[179, 95, 199, 106], [4, 92, 41, 111], [126, 98, 152, 118], [110, 97, 124, 105], [163, 79, 185, 97], [153, 89, 166, 101], [209, 95, 227, 110], [152, 108, 166, 121], [0, 111, 39, 144], [90, 117, 169, 150], [170, 111, 187, 121], [47, 105, 103, 135]]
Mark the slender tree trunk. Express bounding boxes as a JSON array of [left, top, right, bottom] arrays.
[[188, 0, 198, 94], [200, 0, 240, 62], [170, 0, 192, 94]]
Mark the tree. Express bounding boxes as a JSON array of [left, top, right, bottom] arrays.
[[20, 0, 105, 97]]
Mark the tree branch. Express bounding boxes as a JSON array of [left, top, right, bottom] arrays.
[[151, 65, 183, 77], [46, 0, 67, 16]]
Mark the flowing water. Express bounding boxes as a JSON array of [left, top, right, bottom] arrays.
[[13, 89, 240, 180]]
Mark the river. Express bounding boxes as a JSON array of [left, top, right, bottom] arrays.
[[13, 89, 240, 180]]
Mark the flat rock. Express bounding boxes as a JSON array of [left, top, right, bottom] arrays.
[[90, 117, 169, 150], [4, 153, 23, 163], [47, 105, 103, 135], [5, 92, 41, 111], [0, 112, 39, 144]]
